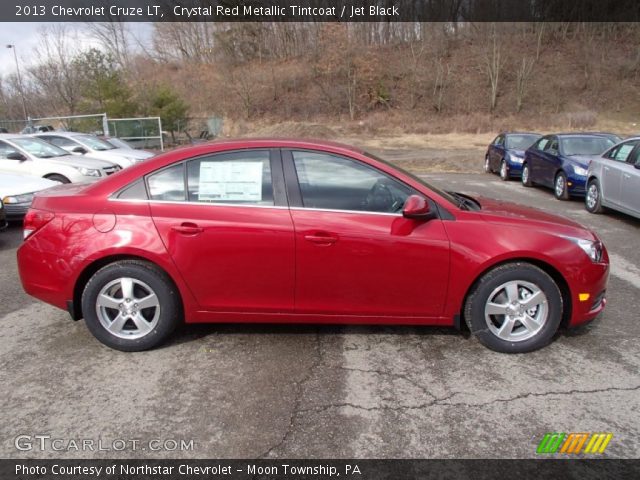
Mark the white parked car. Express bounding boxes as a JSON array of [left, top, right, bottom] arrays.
[[0, 172, 58, 220], [33, 132, 153, 169], [0, 134, 120, 184]]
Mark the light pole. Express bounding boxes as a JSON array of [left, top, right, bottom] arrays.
[[6, 44, 28, 121]]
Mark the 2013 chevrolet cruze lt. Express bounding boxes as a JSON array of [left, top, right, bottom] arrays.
[[17, 140, 609, 353]]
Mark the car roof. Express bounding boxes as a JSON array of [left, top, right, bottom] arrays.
[[167, 137, 367, 155], [501, 131, 541, 135], [552, 132, 616, 138]]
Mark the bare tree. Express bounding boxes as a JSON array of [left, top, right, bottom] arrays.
[[432, 58, 451, 113], [484, 26, 505, 112], [29, 25, 83, 115], [85, 21, 131, 68], [515, 57, 535, 112]]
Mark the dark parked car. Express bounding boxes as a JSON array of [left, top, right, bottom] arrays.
[[485, 132, 542, 180], [0, 198, 7, 231], [583, 132, 622, 144], [18, 139, 609, 354], [522, 134, 616, 200]]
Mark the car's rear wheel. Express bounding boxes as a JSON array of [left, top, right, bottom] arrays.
[[521, 163, 532, 187], [45, 174, 70, 184], [81, 260, 181, 351], [585, 179, 603, 213], [484, 156, 491, 173], [554, 171, 570, 200], [464, 262, 563, 353], [499, 160, 509, 181]]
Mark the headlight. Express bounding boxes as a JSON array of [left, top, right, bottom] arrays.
[[573, 166, 588, 176], [2, 193, 34, 204], [564, 236, 604, 262], [508, 152, 524, 163], [74, 167, 101, 177]]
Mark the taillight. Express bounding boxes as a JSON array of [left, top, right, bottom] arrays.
[[23, 208, 55, 240]]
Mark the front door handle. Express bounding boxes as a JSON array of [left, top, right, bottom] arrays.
[[623, 174, 631, 179], [171, 222, 204, 235], [304, 232, 338, 246]]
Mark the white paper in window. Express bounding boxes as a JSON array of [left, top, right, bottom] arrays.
[[199, 161, 264, 201]]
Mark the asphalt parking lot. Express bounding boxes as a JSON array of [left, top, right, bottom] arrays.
[[1, 172, 639, 459]]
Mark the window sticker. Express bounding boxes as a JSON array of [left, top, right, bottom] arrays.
[[199, 161, 264, 201]]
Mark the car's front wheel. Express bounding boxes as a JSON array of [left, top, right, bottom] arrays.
[[484, 156, 491, 174], [521, 163, 532, 187], [499, 160, 509, 181], [464, 262, 563, 353], [554, 171, 570, 200], [585, 179, 603, 213], [81, 260, 181, 351]]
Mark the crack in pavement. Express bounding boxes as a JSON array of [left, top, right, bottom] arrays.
[[296, 384, 640, 414], [259, 332, 324, 458]]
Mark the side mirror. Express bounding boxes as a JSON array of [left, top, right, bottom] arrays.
[[6, 151, 27, 161], [635, 163, 640, 170], [402, 195, 437, 221], [72, 146, 87, 154]]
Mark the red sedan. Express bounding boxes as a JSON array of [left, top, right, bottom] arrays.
[[17, 139, 609, 353]]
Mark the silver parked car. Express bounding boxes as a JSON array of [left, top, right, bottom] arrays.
[[33, 132, 153, 169], [586, 137, 640, 219]]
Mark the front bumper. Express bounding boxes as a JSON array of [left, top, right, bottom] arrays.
[[4, 202, 30, 220], [506, 161, 524, 176], [567, 173, 587, 196], [568, 257, 609, 327]]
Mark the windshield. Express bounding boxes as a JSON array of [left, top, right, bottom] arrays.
[[364, 151, 461, 208], [506, 134, 541, 150], [10, 137, 68, 158], [75, 134, 116, 151], [561, 136, 614, 156]]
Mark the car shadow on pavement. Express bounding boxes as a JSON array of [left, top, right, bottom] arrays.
[[0, 224, 23, 251], [167, 323, 462, 348]]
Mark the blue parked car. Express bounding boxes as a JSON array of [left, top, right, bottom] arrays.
[[521, 133, 616, 200], [484, 132, 542, 180]]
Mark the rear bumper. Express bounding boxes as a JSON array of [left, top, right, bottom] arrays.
[[17, 238, 72, 312]]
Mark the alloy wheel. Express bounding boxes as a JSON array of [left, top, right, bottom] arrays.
[[484, 280, 548, 342], [586, 183, 599, 210], [95, 277, 160, 339]]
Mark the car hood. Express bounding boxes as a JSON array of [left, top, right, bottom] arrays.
[[0, 173, 59, 196], [508, 149, 526, 156], [476, 196, 595, 239], [564, 154, 600, 169], [111, 148, 154, 159], [42, 154, 116, 169]]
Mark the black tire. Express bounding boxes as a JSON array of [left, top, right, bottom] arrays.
[[499, 160, 509, 181], [585, 179, 604, 214], [521, 163, 532, 187], [463, 262, 563, 353], [81, 260, 181, 351], [484, 156, 492, 174], [554, 171, 570, 200], [45, 174, 71, 184]]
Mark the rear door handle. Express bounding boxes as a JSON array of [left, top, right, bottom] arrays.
[[304, 233, 338, 246], [604, 166, 610, 171], [623, 174, 631, 179], [171, 222, 204, 235]]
